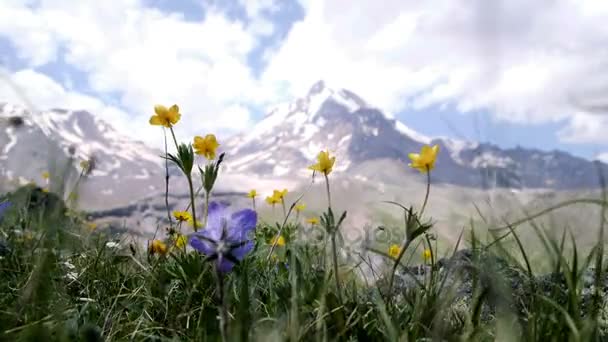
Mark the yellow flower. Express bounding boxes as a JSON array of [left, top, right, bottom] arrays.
[[173, 210, 191, 222], [308, 150, 336, 175], [408, 144, 440, 173], [272, 189, 288, 203], [80, 160, 90, 171], [270, 235, 285, 247], [306, 217, 319, 225], [388, 244, 401, 259], [246, 189, 257, 199], [188, 217, 202, 228], [42, 188, 49, 193], [87, 222, 98, 231], [295, 203, 306, 212], [193, 134, 220, 160], [175, 234, 187, 249], [149, 104, 181, 127], [266, 195, 280, 206], [42, 171, 50, 180], [150, 239, 168, 256], [423, 249, 432, 261]]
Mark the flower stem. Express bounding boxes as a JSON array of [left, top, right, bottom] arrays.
[[252, 198, 256, 211], [323, 172, 342, 303], [387, 238, 414, 302], [331, 231, 342, 304], [324, 173, 332, 209], [419, 167, 431, 218], [186, 175, 197, 232], [169, 126, 179, 151], [203, 190, 210, 229], [163, 128, 173, 228], [281, 201, 287, 219], [66, 167, 86, 208], [215, 266, 228, 342]]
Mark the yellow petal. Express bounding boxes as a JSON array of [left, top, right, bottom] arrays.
[[420, 145, 433, 155], [431, 144, 440, 155], [154, 105, 168, 116], [149, 115, 163, 126]]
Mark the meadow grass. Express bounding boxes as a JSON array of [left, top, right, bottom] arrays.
[[1, 178, 608, 341], [1, 109, 608, 341]]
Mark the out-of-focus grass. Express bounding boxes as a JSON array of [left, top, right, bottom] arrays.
[[1, 183, 608, 341]]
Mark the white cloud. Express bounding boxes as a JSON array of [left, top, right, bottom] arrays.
[[596, 153, 608, 163], [1, 0, 608, 150], [0, 68, 135, 134], [260, 0, 608, 143], [559, 112, 608, 144], [0, 0, 264, 147]]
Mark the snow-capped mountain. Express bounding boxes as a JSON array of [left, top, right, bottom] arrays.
[[0, 103, 165, 210], [224, 80, 432, 178], [224, 80, 608, 190], [2, 80, 607, 220]]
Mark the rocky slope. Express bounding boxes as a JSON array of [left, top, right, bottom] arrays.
[[223, 80, 608, 190]]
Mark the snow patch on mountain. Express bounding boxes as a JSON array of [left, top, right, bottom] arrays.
[[441, 137, 480, 165], [471, 152, 515, 168], [395, 121, 431, 144]]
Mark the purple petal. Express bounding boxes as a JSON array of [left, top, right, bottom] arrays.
[[231, 240, 254, 261], [217, 256, 235, 273], [204, 202, 231, 239], [207, 201, 230, 214], [227, 209, 257, 242], [189, 235, 214, 255], [0, 201, 11, 219]]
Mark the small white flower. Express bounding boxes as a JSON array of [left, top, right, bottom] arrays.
[[105, 241, 120, 249]]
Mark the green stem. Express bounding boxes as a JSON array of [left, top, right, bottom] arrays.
[[324, 173, 332, 209], [203, 191, 210, 229], [324, 172, 341, 303], [163, 128, 173, 227], [215, 266, 228, 342], [252, 198, 256, 211], [419, 166, 431, 218], [331, 232, 342, 304], [281, 201, 287, 219], [387, 238, 414, 301], [66, 167, 86, 208], [187, 175, 197, 232], [169, 126, 179, 151]]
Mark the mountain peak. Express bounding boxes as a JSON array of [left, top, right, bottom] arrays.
[[308, 80, 326, 96]]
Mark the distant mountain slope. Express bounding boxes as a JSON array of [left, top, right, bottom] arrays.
[[1, 81, 607, 220], [224, 80, 608, 190], [0, 103, 165, 210]]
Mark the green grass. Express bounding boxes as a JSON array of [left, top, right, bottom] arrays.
[[1, 184, 608, 341]]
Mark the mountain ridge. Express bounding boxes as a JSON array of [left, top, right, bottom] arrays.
[[1, 81, 607, 218]]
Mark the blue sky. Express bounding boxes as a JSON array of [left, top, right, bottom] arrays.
[[0, 0, 607, 161]]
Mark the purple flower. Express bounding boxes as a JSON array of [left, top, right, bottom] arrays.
[[0, 201, 11, 222], [189, 201, 257, 273]]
